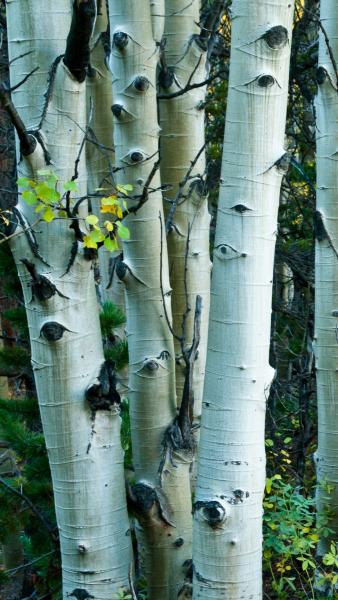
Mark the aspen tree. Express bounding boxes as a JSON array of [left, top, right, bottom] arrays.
[[315, 0, 338, 587], [108, 1, 195, 597], [159, 0, 210, 433], [4, 1, 131, 597], [193, 1, 294, 598]]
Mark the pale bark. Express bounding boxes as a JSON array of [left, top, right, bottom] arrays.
[[159, 0, 211, 434], [6, 2, 131, 597], [314, 0, 338, 585], [86, 2, 118, 304], [193, 1, 294, 598], [108, 2, 192, 597]]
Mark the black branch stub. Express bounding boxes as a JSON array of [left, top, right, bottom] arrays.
[[113, 31, 129, 50], [257, 74, 275, 88], [40, 322, 68, 342], [85, 360, 120, 412], [133, 76, 150, 92], [67, 590, 94, 600], [314, 210, 327, 242], [158, 66, 175, 90], [116, 259, 128, 281], [83, 247, 98, 261], [111, 103, 123, 117], [21, 259, 68, 302], [160, 417, 195, 472], [130, 151, 144, 163], [263, 26, 288, 49], [275, 152, 291, 173], [316, 66, 328, 85], [63, 0, 96, 83], [230, 204, 252, 213], [174, 537, 184, 547], [128, 482, 174, 526], [143, 359, 159, 371], [193, 500, 226, 528]]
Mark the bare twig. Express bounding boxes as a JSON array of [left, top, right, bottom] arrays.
[[0, 475, 57, 539], [157, 69, 227, 100], [159, 211, 181, 342], [166, 143, 206, 232]]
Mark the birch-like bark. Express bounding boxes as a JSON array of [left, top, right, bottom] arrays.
[[86, 2, 118, 304], [193, 2, 294, 598], [5, 1, 131, 597], [159, 0, 211, 433], [108, 2, 193, 597], [315, 0, 338, 583]]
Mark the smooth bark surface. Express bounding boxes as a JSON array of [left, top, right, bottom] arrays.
[[159, 0, 211, 434], [315, 0, 338, 582], [6, 2, 131, 597], [193, 2, 294, 598]]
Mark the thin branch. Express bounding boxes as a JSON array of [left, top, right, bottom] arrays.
[[122, 159, 160, 219], [166, 143, 206, 232], [157, 69, 227, 100], [0, 84, 36, 155], [0, 475, 57, 539], [159, 211, 182, 342], [9, 66, 39, 92]]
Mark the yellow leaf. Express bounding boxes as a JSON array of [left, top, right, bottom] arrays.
[[86, 214, 99, 226], [105, 221, 114, 232], [43, 207, 55, 222], [83, 235, 98, 249], [100, 204, 118, 214]]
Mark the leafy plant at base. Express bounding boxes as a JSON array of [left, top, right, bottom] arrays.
[[263, 475, 335, 598]]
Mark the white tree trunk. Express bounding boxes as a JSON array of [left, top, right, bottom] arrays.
[[108, 2, 193, 597], [6, 2, 131, 597], [315, 0, 338, 585], [193, 2, 294, 598], [159, 0, 211, 437]]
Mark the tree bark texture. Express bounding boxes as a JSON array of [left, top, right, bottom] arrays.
[[193, 2, 294, 598], [5, 2, 131, 597], [315, 0, 338, 584]]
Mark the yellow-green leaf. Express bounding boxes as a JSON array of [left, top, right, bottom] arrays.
[[86, 214, 99, 226], [83, 235, 98, 249], [42, 207, 55, 222], [22, 190, 37, 205], [63, 180, 78, 192], [116, 221, 130, 240], [104, 237, 119, 252]]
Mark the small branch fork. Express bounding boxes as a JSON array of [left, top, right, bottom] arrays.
[[166, 143, 206, 233], [0, 475, 57, 540], [159, 212, 202, 436], [157, 69, 227, 100]]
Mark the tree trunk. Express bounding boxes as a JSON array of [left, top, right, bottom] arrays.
[[108, 2, 193, 597], [193, 1, 294, 598], [159, 0, 211, 432], [5, 2, 131, 597], [315, 0, 338, 591]]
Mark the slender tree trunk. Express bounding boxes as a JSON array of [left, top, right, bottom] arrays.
[[5, 2, 131, 597], [159, 0, 210, 430], [193, 2, 294, 598], [315, 0, 338, 590], [108, 2, 193, 597]]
